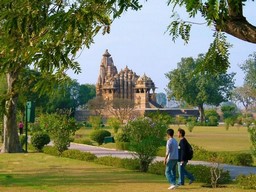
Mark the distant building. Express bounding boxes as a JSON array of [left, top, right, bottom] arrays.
[[96, 49, 161, 109]]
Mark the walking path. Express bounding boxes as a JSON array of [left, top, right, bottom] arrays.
[[69, 142, 256, 179]]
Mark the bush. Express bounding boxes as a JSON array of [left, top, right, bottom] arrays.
[[148, 161, 231, 185], [125, 117, 167, 172], [107, 117, 121, 133], [115, 142, 130, 150], [94, 156, 140, 170], [88, 116, 102, 130], [192, 145, 253, 166], [31, 132, 50, 152], [74, 138, 93, 145], [43, 146, 59, 156], [208, 116, 219, 126], [19, 135, 27, 149], [236, 174, 256, 190], [90, 129, 111, 145], [38, 113, 80, 154], [62, 149, 97, 161]]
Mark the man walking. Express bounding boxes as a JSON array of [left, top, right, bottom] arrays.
[[164, 128, 178, 190], [177, 128, 195, 186]]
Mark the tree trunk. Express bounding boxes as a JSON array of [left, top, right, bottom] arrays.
[[198, 104, 205, 123], [1, 72, 22, 153]]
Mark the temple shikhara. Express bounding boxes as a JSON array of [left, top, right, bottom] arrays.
[[96, 49, 160, 109]]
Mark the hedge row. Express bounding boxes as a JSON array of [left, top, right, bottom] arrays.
[[236, 174, 256, 190], [42, 146, 231, 185], [157, 145, 253, 166], [148, 161, 231, 185], [193, 145, 253, 166]]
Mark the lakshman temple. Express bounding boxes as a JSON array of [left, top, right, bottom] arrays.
[[96, 49, 161, 109], [74, 50, 199, 121]]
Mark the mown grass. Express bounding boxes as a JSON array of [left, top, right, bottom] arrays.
[[75, 124, 252, 153], [0, 153, 253, 192]]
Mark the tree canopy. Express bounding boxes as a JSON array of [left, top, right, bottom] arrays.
[[166, 0, 255, 73], [165, 54, 235, 121], [0, 0, 141, 152], [167, 0, 256, 43]]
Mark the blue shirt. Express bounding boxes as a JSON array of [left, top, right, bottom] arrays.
[[166, 137, 178, 161]]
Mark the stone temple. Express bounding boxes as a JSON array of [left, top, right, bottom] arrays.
[[96, 49, 161, 109]]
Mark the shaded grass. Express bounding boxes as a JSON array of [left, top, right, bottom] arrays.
[[0, 153, 252, 192]]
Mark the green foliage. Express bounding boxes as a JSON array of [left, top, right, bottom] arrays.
[[248, 123, 256, 157], [201, 32, 231, 74], [115, 132, 130, 143], [62, 149, 97, 162], [74, 138, 93, 145], [193, 145, 253, 166], [38, 112, 80, 154], [236, 174, 256, 190], [124, 117, 167, 172], [43, 146, 59, 156], [90, 129, 111, 145], [240, 52, 256, 88], [165, 54, 235, 122], [107, 117, 121, 133], [88, 116, 102, 130], [221, 103, 239, 120], [186, 121, 195, 132], [31, 132, 50, 152], [208, 116, 219, 126], [148, 161, 231, 185], [205, 109, 220, 122], [94, 156, 140, 170], [0, 0, 141, 152], [115, 132, 130, 150], [19, 135, 27, 149], [145, 111, 174, 125]]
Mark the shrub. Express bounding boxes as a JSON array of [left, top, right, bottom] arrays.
[[38, 113, 80, 154], [192, 145, 253, 166], [236, 174, 256, 190], [31, 132, 50, 152], [115, 142, 130, 150], [248, 122, 256, 157], [148, 161, 231, 185], [208, 116, 219, 126], [95, 156, 140, 170], [88, 116, 102, 130], [124, 117, 167, 172], [107, 117, 121, 133], [218, 152, 253, 166], [205, 109, 220, 122], [90, 129, 111, 145], [115, 132, 129, 142], [62, 149, 97, 161], [19, 134, 27, 149], [43, 146, 59, 156], [74, 138, 93, 145], [186, 121, 195, 132]]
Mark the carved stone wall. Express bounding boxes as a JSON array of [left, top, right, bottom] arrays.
[[96, 50, 158, 109]]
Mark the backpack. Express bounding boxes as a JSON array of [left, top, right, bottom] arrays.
[[186, 141, 193, 160]]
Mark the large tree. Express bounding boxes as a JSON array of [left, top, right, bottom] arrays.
[[166, 0, 255, 73], [167, 0, 256, 43], [0, 0, 141, 152], [165, 54, 235, 122], [240, 52, 256, 88]]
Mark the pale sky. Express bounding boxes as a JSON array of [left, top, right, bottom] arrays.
[[68, 1, 256, 94]]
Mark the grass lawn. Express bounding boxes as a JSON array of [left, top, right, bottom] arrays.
[[0, 153, 252, 192], [75, 124, 252, 153], [172, 125, 251, 153]]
